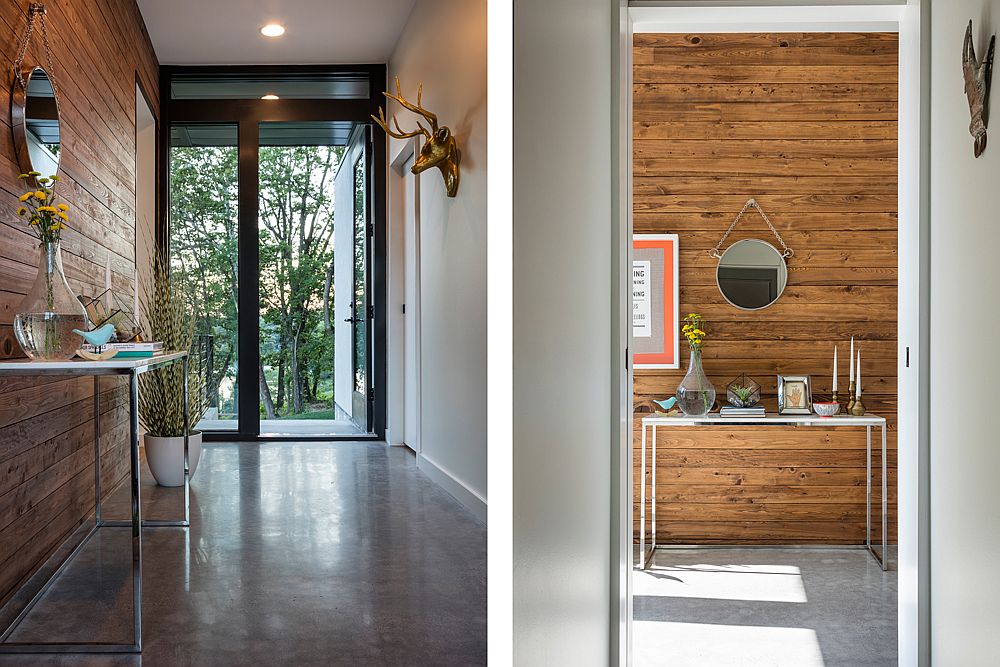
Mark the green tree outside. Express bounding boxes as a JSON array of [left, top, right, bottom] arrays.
[[169, 143, 345, 422]]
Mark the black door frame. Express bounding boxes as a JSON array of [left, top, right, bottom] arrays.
[[157, 64, 388, 441]]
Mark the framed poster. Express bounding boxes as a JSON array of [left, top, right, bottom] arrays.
[[633, 234, 679, 369]]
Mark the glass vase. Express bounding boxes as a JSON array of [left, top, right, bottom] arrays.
[[13, 240, 90, 360], [676, 348, 716, 416]]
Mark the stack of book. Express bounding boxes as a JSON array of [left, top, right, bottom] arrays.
[[720, 405, 765, 417], [81, 341, 164, 358]]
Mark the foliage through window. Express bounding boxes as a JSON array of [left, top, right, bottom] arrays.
[[170, 133, 347, 423]]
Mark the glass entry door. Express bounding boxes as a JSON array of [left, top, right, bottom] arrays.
[[334, 126, 373, 432], [256, 121, 363, 434]]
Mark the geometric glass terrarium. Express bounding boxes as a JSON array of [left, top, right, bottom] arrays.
[[77, 289, 142, 343], [726, 373, 761, 408]]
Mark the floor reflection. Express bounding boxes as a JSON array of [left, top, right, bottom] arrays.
[[0, 442, 486, 666]]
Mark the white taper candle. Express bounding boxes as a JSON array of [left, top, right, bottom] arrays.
[[105, 255, 112, 310], [833, 345, 838, 392], [856, 351, 862, 399], [133, 269, 140, 327], [849, 336, 854, 383]]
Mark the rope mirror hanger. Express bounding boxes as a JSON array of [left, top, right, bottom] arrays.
[[707, 198, 794, 260]]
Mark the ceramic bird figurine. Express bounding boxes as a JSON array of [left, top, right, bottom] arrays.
[[74, 322, 116, 347], [963, 20, 995, 158], [653, 397, 678, 412], [73, 323, 118, 360]]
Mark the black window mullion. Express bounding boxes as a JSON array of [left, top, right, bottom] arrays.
[[237, 119, 260, 438]]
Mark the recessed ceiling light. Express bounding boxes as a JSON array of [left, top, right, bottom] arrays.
[[261, 94, 279, 100], [260, 23, 285, 37]]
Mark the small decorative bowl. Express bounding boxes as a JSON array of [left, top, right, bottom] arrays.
[[813, 402, 841, 417]]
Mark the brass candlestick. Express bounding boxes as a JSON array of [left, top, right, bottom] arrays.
[[831, 390, 839, 411], [845, 381, 856, 414], [851, 394, 866, 416]]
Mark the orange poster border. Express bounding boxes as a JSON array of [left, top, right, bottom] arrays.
[[633, 234, 679, 369]]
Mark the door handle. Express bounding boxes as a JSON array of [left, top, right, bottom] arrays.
[[344, 316, 363, 323]]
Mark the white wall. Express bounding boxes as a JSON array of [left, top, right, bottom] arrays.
[[929, 1, 1000, 662], [513, 0, 615, 663], [388, 0, 487, 521], [135, 84, 156, 332]]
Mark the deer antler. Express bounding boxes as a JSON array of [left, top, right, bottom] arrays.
[[372, 106, 429, 140], [370, 77, 440, 140]]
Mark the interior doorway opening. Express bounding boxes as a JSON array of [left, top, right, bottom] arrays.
[[386, 138, 421, 453], [621, 4, 925, 665]]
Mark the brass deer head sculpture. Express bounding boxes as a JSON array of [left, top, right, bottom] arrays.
[[963, 20, 995, 158], [372, 78, 461, 197]]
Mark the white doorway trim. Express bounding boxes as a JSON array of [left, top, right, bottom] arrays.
[[387, 138, 422, 454], [617, 4, 928, 665]]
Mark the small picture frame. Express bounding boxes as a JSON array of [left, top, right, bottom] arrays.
[[777, 375, 812, 415]]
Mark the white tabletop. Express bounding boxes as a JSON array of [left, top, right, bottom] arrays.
[[641, 412, 886, 427], [0, 351, 188, 374]]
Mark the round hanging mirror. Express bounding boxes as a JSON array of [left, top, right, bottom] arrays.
[[11, 66, 61, 178], [716, 238, 788, 310]]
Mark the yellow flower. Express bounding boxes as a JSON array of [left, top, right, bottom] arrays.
[[49, 223, 61, 232], [49, 175, 59, 181], [29, 218, 38, 225], [16, 207, 26, 216], [18, 192, 32, 202], [57, 211, 69, 221], [37, 206, 57, 213], [57, 203, 69, 211], [17, 173, 29, 180], [28, 171, 40, 176], [34, 191, 46, 200]]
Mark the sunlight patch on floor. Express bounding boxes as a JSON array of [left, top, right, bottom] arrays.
[[634, 621, 825, 667], [635, 563, 808, 603]]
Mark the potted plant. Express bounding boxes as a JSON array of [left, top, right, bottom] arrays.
[[138, 250, 207, 487]]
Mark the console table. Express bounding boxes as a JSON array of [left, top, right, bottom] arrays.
[[0, 352, 190, 654], [638, 413, 888, 571]]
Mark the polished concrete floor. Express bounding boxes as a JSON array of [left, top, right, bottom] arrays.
[[634, 547, 897, 667], [0, 442, 486, 666]]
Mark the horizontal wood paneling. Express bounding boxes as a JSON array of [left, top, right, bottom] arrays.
[[633, 32, 897, 545], [0, 0, 156, 607]]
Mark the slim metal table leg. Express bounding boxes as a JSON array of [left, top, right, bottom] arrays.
[[651, 424, 657, 564], [183, 355, 190, 525], [639, 422, 646, 569], [94, 376, 101, 525], [129, 370, 143, 651], [882, 423, 888, 571], [866, 425, 871, 555]]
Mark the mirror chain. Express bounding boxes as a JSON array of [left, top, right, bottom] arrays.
[[708, 198, 794, 259], [13, 3, 58, 97]]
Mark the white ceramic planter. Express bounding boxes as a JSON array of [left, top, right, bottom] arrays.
[[143, 431, 202, 487]]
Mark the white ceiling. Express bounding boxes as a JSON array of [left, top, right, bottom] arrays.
[[137, 0, 417, 65]]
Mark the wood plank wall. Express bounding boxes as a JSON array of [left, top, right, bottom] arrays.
[[633, 32, 898, 544], [0, 0, 157, 606]]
